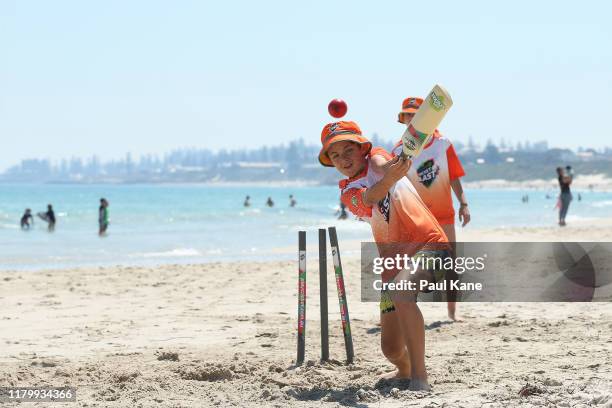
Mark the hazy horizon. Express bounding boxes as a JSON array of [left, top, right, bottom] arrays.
[[2, 136, 608, 172], [2, 1, 611, 172]]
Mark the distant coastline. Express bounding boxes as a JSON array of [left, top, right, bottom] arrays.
[[3, 138, 612, 186], [463, 174, 612, 192]]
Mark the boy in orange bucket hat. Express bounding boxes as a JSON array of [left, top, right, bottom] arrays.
[[393, 97, 471, 321], [319, 120, 450, 391]]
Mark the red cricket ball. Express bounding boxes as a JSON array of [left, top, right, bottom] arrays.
[[328, 99, 348, 118]]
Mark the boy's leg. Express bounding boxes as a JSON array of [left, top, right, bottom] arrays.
[[441, 224, 458, 321], [388, 267, 431, 390], [379, 292, 411, 379]]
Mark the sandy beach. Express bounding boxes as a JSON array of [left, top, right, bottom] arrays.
[[1, 220, 612, 407]]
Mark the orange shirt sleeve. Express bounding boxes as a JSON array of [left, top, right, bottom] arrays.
[[340, 187, 372, 218], [446, 144, 465, 180], [370, 147, 392, 161]]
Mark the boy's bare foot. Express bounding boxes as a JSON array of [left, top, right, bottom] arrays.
[[408, 378, 431, 391], [378, 369, 411, 381], [448, 310, 462, 322]]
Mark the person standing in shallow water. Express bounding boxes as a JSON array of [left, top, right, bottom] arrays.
[[20, 209, 34, 230], [243, 195, 251, 207], [289, 195, 297, 207], [99, 198, 110, 236], [557, 166, 573, 226], [266, 197, 274, 207], [36, 204, 56, 231]]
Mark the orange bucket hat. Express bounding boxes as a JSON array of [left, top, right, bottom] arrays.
[[318, 121, 372, 167], [398, 96, 423, 122]]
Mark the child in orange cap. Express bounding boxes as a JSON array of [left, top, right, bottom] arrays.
[[392, 97, 470, 321], [319, 120, 450, 391]]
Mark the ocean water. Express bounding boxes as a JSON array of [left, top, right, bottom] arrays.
[[1, 183, 611, 271]]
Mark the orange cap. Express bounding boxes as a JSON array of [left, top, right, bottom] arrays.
[[398, 96, 423, 122], [318, 121, 372, 167]]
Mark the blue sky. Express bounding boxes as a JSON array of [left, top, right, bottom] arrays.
[[1, 0, 611, 170]]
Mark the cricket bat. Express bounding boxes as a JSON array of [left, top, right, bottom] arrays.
[[400, 84, 453, 159]]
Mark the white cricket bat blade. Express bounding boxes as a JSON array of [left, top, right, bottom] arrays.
[[401, 84, 453, 159]]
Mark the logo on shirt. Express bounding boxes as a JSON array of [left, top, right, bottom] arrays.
[[417, 159, 440, 187], [351, 195, 359, 208], [378, 193, 390, 223]]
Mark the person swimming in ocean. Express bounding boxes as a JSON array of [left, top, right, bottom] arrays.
[[336, 201, 348, 220], [20, 209, 34, 230], [99, 198, 110, 236]]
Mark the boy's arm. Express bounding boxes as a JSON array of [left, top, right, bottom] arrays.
[[446, 142, 470, 226], [450, 178, 470, 227], [363, 156, 411, 206]]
